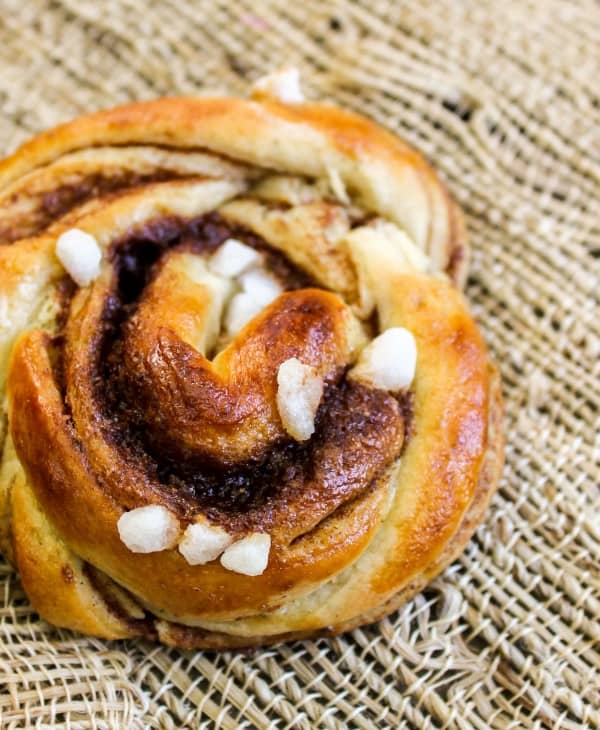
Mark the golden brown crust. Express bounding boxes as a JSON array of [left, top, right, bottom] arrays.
[[0, 93, 502, 647], [0, 97, 466, 283], [156, 364, 504, 650]]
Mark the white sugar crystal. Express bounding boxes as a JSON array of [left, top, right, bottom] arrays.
[[224, 292, 264, 336], [239, 268, 283, 306], [208, 238, 263, 278], [223, 268, 283, 338], [251, 67, 304, 103], [220, 533, 271, 576], [276, 358, 323, 441], [349, 327, 417, 391], [117, 505, 180, 554], [178, 521, 233, 565], [55, 228, 102, 286]]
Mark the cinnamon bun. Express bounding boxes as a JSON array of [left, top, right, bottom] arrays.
[[0, 76, 503, 647]]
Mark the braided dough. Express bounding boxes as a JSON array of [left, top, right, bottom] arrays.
[[0, 86, 503, 647]]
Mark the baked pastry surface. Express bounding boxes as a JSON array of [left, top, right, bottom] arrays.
[[0, 89, 503, 647]]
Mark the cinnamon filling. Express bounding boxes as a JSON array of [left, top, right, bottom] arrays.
[[0, 170, 189, 245], [54, 214, 411, 535], [109, 213, 312, 305]]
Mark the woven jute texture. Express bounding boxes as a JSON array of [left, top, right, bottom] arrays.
[[0, 1, 598, 728]]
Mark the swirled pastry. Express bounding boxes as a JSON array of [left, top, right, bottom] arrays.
[[0, 74, 503, 648]]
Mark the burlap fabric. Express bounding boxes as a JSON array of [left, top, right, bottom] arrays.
[[0, 1, 598, 727]]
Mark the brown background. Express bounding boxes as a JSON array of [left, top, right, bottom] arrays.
[[0, 1, 598, 727]]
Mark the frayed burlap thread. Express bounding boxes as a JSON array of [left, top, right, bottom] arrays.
[[0, 1, 598, 728]]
